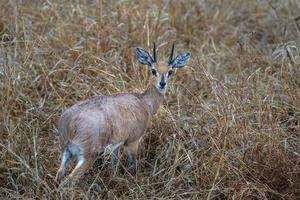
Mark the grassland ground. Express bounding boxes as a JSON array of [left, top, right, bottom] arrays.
[[1, 0, 300, 199]]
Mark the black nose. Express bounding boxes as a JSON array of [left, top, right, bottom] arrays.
[[160, 82, 166, 88]]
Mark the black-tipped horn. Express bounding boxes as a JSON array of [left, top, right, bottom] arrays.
[[168, 43, 175, 64], [153, 43, 157, 63]]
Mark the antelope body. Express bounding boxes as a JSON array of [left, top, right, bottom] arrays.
[[55, 44, 191, 183]]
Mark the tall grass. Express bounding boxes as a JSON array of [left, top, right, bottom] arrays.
[[1, 0, 300, 199]]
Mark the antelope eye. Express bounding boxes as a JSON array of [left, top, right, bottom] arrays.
[[168, 70, 173, 77], [151, 69, 157, 76]]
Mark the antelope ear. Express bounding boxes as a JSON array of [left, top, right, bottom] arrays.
[[171, 52, 191, 68], [136, 48, 153, 66]]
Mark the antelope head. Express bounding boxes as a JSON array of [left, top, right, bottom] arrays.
[[136, 43, 191, 94]]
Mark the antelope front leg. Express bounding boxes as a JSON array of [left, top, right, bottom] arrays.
[[111, 145, 121, 170], [124, 140, 139, 176]]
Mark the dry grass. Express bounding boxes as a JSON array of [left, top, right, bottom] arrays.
[[1, 0, 300, 199]]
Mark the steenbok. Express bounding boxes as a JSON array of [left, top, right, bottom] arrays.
[[55, 43, 191, 183]]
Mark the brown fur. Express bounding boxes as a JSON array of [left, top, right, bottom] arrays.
[[56, 82, 164, 182], [149, 61, 172, 87], [156, 62, 170, 73], [55, 47, 190, 183]]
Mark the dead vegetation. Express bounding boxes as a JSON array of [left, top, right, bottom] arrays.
[[1, 0, 300, 199]]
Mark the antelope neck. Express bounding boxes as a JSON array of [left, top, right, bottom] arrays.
[[142, 84, 164, 115]]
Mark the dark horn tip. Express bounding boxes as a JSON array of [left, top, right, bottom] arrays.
[[153, 42, 157, 62], [168, 43, 175, 64]]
